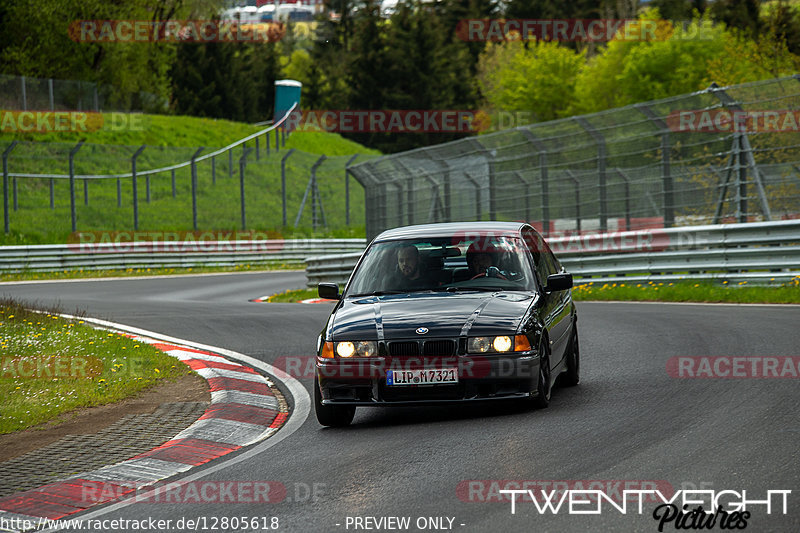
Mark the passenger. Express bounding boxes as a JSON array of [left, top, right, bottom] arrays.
[[466, 242, 507, 280]]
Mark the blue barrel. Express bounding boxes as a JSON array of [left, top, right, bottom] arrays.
[[274, 79, 302, 124]]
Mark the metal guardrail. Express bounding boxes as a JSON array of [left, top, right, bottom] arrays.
[[0, 239, 365, 273], [304, 221, 800, 288]]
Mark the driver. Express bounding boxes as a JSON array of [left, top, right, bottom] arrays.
[[397, 244, 422, 282], [392, 244, 431, 289]]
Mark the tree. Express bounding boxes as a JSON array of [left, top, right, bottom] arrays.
[[0, 0, 207, 111], [478, 40, 585, 122], [709, 0, 761, 37]]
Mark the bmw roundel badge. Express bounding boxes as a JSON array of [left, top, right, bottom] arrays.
[[415, 327, 429, 335]]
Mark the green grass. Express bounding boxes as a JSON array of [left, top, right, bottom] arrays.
[[0, 298, 191, 434], [0, 113, 380, 246], [0, 113, 264, 147], [266, 288, 320, 302], [267, 280, 800, 304], [0, 261, 305, 283], [572, 279, 800, 304]]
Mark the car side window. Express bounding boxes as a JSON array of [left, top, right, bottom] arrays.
[[541, 240, 560, 277], [523, 229, 549, 289]]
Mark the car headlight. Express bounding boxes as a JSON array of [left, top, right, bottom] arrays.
[[335, 341, 377, 358], [468, 335, 531, 354]]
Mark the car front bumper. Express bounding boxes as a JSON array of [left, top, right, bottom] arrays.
[[316, 352, 541, 405]]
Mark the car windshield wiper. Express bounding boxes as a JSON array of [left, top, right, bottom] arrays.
[[431, 286, 492, 293], [348, 290, 408, 297]]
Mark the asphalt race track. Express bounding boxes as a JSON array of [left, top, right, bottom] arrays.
[[2, 272, 799, 532]]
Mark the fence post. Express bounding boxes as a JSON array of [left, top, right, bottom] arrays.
[[239, 147, 252, 230], [50, 178, 55, 209], [614, 168, 632, 231], [737, 133, 747, 223], [131, 145, 146, 230], [344, 154, 359, 226], [311, 155, 326, 229], [116, 177, 121, 207], [710, 83, 771, 222], [228, 148, 233, 178], [48, 78, 55, 111], [265, 131, 270, 157], [294, 155, 326, 228], [574, 117, 607, 232], [68, 141, 84, 233], [171, 169, 176, 198], [281, 148, 295, 227], [13, 177, 17, 211], [470, 140, 496, 220], [20, 76, 27, 111], [146, 174, 151, 203], [519, 128, 548, 232], [255, 137, 260, 161], [635, 104, 673, 228], [3, 141, 18, 234], [83, 178, 89, 206], [512, 172, 530, 223], [275, 128, 280, 153], [463, 172, 481, 221], [191, 147, 204, 231], [564, 170, 581, 233]]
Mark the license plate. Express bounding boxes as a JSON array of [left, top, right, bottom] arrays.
[[386, 368, 458, 386]]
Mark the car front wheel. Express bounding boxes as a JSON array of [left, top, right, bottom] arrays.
[[557, 325, 580, 387], [532, 343, 551, 409], [314, 377, 356, 427]]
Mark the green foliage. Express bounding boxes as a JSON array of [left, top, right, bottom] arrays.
[[171, 41, 282, 123], [479, 8, 800, 120], [0, 0, 212, 112], [479, 40, 584, 121], [709, 0, 762, 36]]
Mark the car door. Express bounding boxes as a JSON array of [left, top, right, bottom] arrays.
[[523, 228, 572, 366]]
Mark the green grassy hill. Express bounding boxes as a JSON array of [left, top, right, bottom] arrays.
[[0, 113, 380, 244]]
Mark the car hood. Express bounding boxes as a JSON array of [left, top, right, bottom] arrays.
[[328, 291, 536, 340]]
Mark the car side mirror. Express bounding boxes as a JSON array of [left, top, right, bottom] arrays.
[[318, 283, 341, 300], [545, 273, 573, 293]]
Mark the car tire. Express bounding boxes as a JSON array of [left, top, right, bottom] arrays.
[[314, 377, 356, 427], [532, 343, 551, 409], [557, 325, 580, 387]]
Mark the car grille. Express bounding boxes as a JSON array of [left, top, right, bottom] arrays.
[[388, 341, 419, 356], [423, 340, 456, 356], [387, 339, 456, 356]]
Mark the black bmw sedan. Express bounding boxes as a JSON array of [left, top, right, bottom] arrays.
[[314, 222, 579, 426]]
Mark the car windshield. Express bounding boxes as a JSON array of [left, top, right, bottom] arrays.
[[346, 234, 536, 296]]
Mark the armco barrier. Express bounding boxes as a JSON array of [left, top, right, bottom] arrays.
[[0, 239, 365, 273], [304, 220, 800, 288]]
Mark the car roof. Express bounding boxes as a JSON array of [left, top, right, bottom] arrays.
[[373, 221, 530, 241]]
